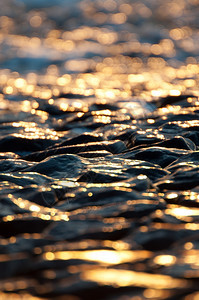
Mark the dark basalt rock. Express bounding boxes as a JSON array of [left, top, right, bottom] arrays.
[[134, 229, 190, 251], [129, 133, 164, 148], [0, 159, 33, 172], [0, 135, 56, 155], [159, 120, 199, 135], [23, 140, 126, 162], [156, 167, 199, 190], [50, 133, 103, 148], [25, 154, 85, 179], [156, 95, 196, 108], [77, 170, 128, 183], [12, 186, 58, 206], [150, 136, 196, 151], [124, 165, 169, 181], [182, 131, 199, 146], [166, 151, 199, 167], [0, 219, 51, 238], [123, 147, 188, 168], [77, 150, 111, 158]]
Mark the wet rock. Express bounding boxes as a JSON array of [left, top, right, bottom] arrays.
[[44, 219, 131, 241], [151, 136, 196, 151], [0, 172, 51, 186], [0, 218, 51, 237], [124, 165, 169, 181], [77, 170, 128, 183], [109, 200, 165, 219], [166, 152, 199, 168], [77, 150, 111, 158], [0, 159, 34, 172], [157, 95, 196, 108], [0, 135, 56, 155], [25, 154, 85, 179], [130, 133, 164, 148], [123, 147, 188, 168], [51, 133, 103, 148], [159, 120, 199, 135], [12, 186, 58, 206], [156, 167, 199, 190], [23, 140, 127, 161], [182, 131, 199, 146], [134, 229, 188, 251]]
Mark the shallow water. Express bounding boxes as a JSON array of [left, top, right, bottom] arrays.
[[1, 0, 199, 299]]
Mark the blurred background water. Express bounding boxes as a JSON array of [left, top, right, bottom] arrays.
[[1, 0, 199, 101]]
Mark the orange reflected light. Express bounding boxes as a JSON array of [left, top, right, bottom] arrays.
[[81, 268, 190, 289], [169, 89, 181, 96], [3, 86, 13, 94], [154, 255, 176, 266], [30, 15, 42, 28], [166, 206, 199, 218], [44, 249, 152, 265], [6, 195, 69, 222], [14, 78, 26, 89], [119, 3, 133, 14], [111, 13, 127, 24]]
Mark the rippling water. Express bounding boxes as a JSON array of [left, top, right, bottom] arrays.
[[1, 0, 199, 299]]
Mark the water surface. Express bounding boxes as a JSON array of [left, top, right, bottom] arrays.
[[0, 1, 199, 299]]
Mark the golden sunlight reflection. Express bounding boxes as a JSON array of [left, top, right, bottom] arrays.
[[29, 15, 43, 28], [166, 193, 179, 200], [0, 33, 199, 104], [3, 195, 69, 222], [11, 121, 62, 140], [0, 292, 40, 300], [166, 205, 199, 219], [183, 250, 199, 266], [143, 289, 171, 299], [81, 268, 190, 289], [43, 249, 152, 265], [185, 292, 199, 300], [14, 78, 26, 89], [103, 240, 130, 250], [154, 255, 177, 266], [1, 1, 199, 298]]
